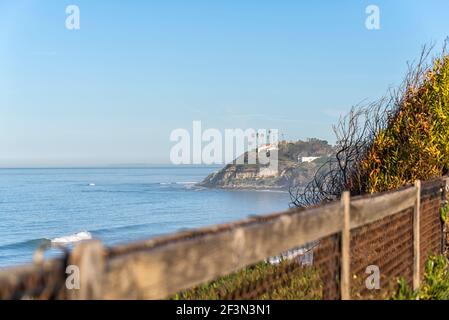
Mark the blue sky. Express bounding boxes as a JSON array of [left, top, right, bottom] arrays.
[[1, 0, 449, 166]]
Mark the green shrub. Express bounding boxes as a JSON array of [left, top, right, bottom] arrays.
[[392, 255, 449, 300], [440, 203, 449, 222], [391, 278, 417, 300], [361, 52, 449, 193], [420, 255, 449, 300]]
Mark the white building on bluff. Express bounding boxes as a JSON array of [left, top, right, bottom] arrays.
[[257, 143, 279, 177], [257, 143, 278, 153], [299, 156, 320, 163]]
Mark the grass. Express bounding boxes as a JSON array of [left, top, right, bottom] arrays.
[[173, 254, 449, 300], [172, 260, 323, 300]]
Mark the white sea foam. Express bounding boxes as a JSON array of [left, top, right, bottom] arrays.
[[160, 181, 197, 187], [51, 231, 92, 244]]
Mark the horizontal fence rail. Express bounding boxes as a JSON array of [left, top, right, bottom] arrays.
[[0, 177, 448, 300]]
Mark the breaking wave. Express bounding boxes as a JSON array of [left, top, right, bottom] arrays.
[[50, 231, 92, 244]]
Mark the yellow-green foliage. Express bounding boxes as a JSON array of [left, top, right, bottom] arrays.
[[420, 255, 449, 299], [392, 255, 449, 300], [361, 55, 449, 193], [172, 261, 323, 300], [440, 203, 449, 222]]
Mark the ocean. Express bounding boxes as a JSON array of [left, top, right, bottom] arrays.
[[0, 166, 291, 268]]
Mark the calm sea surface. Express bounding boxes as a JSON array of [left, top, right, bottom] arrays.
[[0, 167, 290, 268]]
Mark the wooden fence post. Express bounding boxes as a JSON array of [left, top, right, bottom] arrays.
[[66, 240, 105, 300], [413, 180, 421, 291], [341, 191, 351, 300]]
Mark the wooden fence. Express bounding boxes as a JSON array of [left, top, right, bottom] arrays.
[[0, 177, 448, 300]]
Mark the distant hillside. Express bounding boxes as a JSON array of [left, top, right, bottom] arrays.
[[198, 139, 335, 190]]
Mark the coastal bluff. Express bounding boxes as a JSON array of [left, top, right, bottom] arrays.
[[198, 139, 335, 190]]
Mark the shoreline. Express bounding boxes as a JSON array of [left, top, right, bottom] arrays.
[[195, 183, 290, 193]]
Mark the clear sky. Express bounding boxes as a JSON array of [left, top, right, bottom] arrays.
[[1, 0, 449, 166]]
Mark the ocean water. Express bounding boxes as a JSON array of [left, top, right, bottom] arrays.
[[0, 167, 291, 268]]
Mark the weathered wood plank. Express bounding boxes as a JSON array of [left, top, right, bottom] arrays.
[[350, 186, 417, 229], [413, 180, 421, 291], [0, 259, 66, 300], [101, 201, 343, 299], [67, 240, 105, 300], [340, 191, 350, 300]]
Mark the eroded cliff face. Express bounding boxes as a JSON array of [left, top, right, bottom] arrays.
[[198, 160, 321, 190], [198, 139, 335, 190]]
